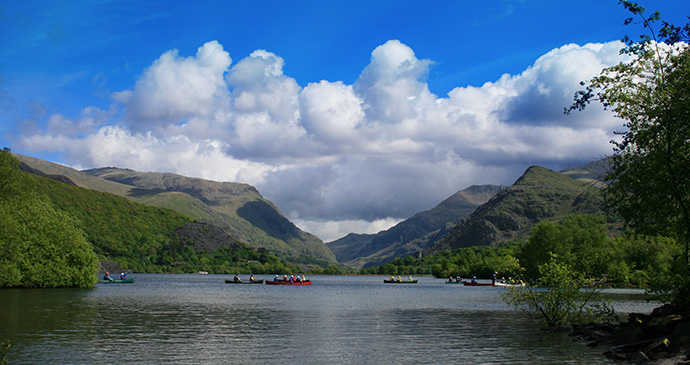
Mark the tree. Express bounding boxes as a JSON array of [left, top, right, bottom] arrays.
[[518, 215, 609, 282], [567, 2, 690, 311], [0, 151, 99, 288], [568, 3, 690, 265]]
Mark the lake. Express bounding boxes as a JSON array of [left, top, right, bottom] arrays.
[[0, 274, 659, 364]]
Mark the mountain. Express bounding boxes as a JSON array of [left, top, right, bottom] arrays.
[[13, 153, 336, 267], [560, 157, 611, 188], [327, 184, 503, 269], [425, 165, 607, 254]]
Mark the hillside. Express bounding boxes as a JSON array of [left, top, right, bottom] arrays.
[[13, 153, 336, 267], [425, 165, 607, 254], [560, 158, 611, 188], [14, 163, 299, 274], [328, 184, 502, 269]]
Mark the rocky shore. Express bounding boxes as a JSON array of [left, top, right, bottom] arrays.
[[571, 304, 689, 364]]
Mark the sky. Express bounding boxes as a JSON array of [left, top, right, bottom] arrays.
[[1, 1, 688, 242]]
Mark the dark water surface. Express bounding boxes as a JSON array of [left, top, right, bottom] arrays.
[[1, 275, 658, 364]]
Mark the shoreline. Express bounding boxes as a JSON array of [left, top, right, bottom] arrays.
[[570, 304, 689, 364]]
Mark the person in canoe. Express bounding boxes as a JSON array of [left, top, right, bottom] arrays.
[[120, 272, 127, 280], [250, 274, 255, 282], [397, 276, 402, 282], [103, 272, 113, 281], [456, 276, 462, 282], [408, 276, 413, 282], [492, 272, 497, 285], [274, 274, 279, 281], [471, 276, 476, 283], [449, 276, 454, 282], [233, 274, 242, 283]]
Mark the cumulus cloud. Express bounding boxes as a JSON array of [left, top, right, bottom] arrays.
[[16, 39, 628, 242], [113, 41, 232, 131]]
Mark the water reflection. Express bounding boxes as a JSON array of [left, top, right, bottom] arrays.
[[1, 275, 657, 363]]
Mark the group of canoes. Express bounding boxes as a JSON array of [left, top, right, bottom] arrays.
[[226, 274, 312, 285], [99, 271, 525, 287], [445, 274, 525, 287]]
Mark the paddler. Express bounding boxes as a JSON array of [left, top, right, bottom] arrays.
[[103, 272, 113, 281]]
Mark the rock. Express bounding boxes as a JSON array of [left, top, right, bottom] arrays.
[[99, 260, 126, 273], [652, 304, 676, 318], [647, 315, 684, 336]]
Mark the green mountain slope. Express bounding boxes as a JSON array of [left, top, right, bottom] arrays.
[[426, 165, 606, 254], [14, 153, 336, 267], [328, 184, 502, 269], [10, 154, 300, 274]]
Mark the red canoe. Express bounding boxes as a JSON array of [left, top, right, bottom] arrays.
[[265, 280, 312, 285]]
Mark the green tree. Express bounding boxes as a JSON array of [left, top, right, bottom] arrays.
[[568, 2, 690, 310], [518, 215, 609, 282], [0, 151, 99, 288], [568, 2, 690, 264]]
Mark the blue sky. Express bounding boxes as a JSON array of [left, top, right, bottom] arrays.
[[1, 1, 687, 241]]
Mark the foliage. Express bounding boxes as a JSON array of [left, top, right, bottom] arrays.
[[502, 256, 610, 327], [518, 215, 610, 282], [568, 2, 690, 265], [362, 213, 679, 290], [360, 244, 522, 279], [649, 258, 690, 314], [0, 151, 99, 288], [518, 215, 681, 285], [568, 2, 690, 309]]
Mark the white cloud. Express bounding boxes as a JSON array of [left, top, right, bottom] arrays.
[[16, 39, 628, 242], [113, 40, 232, 131]]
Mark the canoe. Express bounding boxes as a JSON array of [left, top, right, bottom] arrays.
[[265, 280, 311, 285], [494, 282, 525, 287], [383, 280, 418, 284], [225, 279, 264, 284], [99, 279, 135, 283], [462, 281, 494, 286]]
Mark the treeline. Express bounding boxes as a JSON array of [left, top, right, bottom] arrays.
[[362, 215, 683, 288]]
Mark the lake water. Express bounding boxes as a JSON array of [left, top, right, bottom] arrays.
[[0, 274, 659, 364]]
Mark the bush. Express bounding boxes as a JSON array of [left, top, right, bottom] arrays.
[[503, 255, 610, 327]]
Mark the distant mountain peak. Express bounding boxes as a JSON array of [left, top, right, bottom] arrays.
[[328, 184, 502, 269], [425, 164, 606, 255]]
